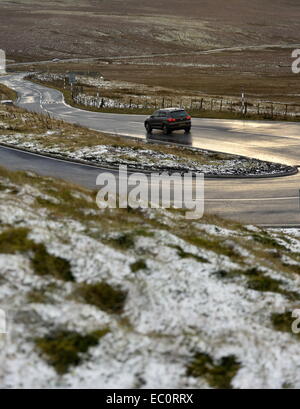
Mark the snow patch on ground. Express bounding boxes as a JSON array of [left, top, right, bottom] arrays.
[[0, 168, 300, 388], [0, 131, 293, 176]]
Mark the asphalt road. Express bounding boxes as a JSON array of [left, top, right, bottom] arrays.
[[1, 73, 300, 226], [3, 73, 300, 166]]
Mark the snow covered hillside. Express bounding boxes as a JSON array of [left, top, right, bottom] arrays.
[[0, 168, 300, 388]]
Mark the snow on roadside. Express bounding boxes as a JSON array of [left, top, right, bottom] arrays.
[[0, 170, 300, 388], [0, 130, 293, 176]]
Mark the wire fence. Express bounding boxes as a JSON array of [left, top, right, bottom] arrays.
[[72, 90, 300, 118], [27, 73, 300, 119]]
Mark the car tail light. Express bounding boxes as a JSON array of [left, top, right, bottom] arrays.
[[167, 118, 176, 122], [186, 115, 191, 120]]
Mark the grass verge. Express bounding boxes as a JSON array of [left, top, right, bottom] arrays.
[[0, 226, 73, 281], [36, 329, 109, 374], [187, 352, 240, 389], [0, 83, 17, 101], [76, 282, 127, 314]]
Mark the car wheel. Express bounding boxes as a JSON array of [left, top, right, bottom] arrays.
[[145, 122, 152, 133], [185, 127, 191, 133], [163, 125, 171, 135]]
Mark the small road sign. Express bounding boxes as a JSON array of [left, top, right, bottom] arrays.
[[68, 72, 76, 85]]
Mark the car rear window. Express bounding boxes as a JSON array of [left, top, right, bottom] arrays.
[[170, 110, 188, 118], [159, 111, 167, 117]]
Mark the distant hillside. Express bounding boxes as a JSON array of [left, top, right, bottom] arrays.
[[1, 0, 300, 60]]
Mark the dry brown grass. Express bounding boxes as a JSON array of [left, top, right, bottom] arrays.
[[0, 84, 17, 101], [3, 0, 300, 62], [4, 0, 300, 118], [18, 45, 300, 106]]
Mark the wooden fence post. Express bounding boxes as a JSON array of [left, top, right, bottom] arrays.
[[271, 103, 274, 119], [200, 98, 203, 111]]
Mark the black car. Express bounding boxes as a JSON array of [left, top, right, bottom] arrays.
[[144, 108, 191, 135]]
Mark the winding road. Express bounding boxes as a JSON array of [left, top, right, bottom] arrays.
[[1, 73, 300, 226]]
